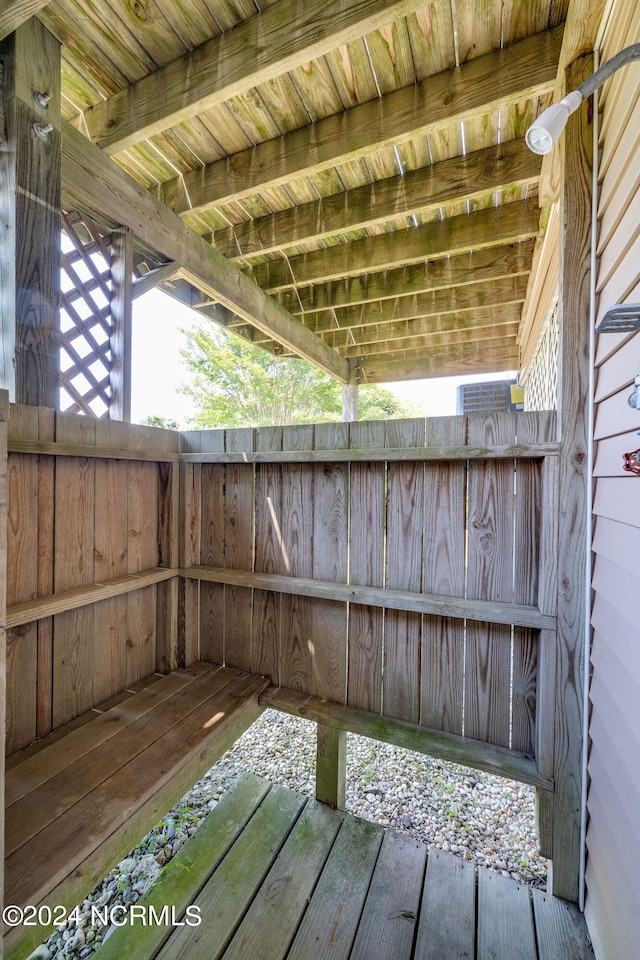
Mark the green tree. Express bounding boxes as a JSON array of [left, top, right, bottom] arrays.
[[180, 325, 422, 428], [140, 414, 180, 430]]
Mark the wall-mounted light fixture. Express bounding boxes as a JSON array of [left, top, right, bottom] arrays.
[[525, 43, 640, 154]]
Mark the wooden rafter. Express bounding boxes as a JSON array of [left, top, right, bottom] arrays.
[[341, 325, 521, 359], [0, 0, 50, 41], [157, 26, 563, 217], [61, 121, 349, 382], [274, 242, 535, 316], [213, 140, 541, 261], [80, 0, 434, 154], [359, 346, 520, 383], [250, 276, 528, 341], [248, 200, 540, 291], [316, 304, 524, 353]]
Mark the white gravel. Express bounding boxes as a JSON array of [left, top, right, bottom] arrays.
[[38, 709, 546, 960]]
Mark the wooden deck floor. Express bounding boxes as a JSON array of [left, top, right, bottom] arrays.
[[94, 773, 592, 960]]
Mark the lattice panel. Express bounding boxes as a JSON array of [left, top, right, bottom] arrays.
[[521, 305, 559, 412], [60, 209, 114, 417]]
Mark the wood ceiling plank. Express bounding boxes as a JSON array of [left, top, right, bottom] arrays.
[[61, 120, 348, 381], [247, 276, 527, 340], [340, 324, 521, 358], [274, 241, 534, 315], [156, 25, 563, 216], [248, 198, 539, 291], [82, 0, 435, 153], [213, 140, 541, 260], [307, 286, 527, 341]]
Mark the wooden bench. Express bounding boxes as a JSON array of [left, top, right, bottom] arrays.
[[3, 663, 269, 960]]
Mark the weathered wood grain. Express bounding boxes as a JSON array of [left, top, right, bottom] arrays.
[[250, 199, 539, 290], [223, 428, 254, 674], [109, 226, 133, 421], [214, 141, 541, 259], [275, 241, 534, 317], [181, 440, 560, 464], [384, 419, 425, 724], [421, 416, 466, 735], [220, 800, 341, 960], [286, 815, 383, 960], [347, 420, 386, 713], [465, 413, 517, 748], [60, 121, 348, 382], [252, 426, 284, 683], [180, 566, 555, 631], [414, 848, 475, 960], [83, 0, 433, 152], [349, 830, 427, 960], [550, 53, 593, 902], [158, 28, 562, 216], [1, 20, 61, 407], [316, 723, 346, 809], [198, 430, 225, 667], [52, 414, 95, 728], [477, 870, 536, 960]]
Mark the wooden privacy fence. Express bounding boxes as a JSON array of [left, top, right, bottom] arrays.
[[3, 406, 560, 849], [179, 410, 559, 800], [5, 405, 179, 752]]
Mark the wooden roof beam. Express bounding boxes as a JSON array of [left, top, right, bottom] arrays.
[[60, 121, 348, 382], [0, 1, 50, 41], [340, 328, 518, 363], [80, 0, 433, 154], [249, 199, 540, 292], [359, 346, 519, 383], [213, 140, 541, 261], [316, 299, 525, 349], [157, 25, 563, 217], [274, 241, 535, 316], [248, 275, 528, 340]]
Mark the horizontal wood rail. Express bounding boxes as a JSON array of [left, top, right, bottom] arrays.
[[8, 440, 179, 462], [8, 440, 561, 466], [180, 566, 555, 630], [179, 441, 561, 464], [7, 568, 178, 628], [261, 686, 553, 791]]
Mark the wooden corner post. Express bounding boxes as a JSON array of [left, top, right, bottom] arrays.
[[341, 358, 358, 423], [0, 19, 61, 407], [552, 52, 593, 902], [0, 390, 8, 916]]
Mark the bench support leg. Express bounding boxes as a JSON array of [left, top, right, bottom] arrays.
[[316, 723, 346, 809]]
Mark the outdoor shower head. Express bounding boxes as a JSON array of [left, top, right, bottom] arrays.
[[525, 42, 640, 154]]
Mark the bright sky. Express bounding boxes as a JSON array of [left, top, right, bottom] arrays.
[[132, 289, 515, 426]]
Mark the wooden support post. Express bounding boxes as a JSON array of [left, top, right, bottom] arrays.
[[551, 53, 593, 902], [0, 19, 61, 406], [0, 390, 9, 915], [316, 723, 346, 809], [341, 358, 358, 422], [110, 227, 133, 421]]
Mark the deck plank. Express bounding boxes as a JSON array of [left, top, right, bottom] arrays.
[[156, 783, 307, 960], [286, 815, 384, 960], [221, 799, 342, 960], [477, 869, 536, 960], [349, 829, 427, 960], [532, 890, 594, 959], [96, 773, 272, 960], [414, 846, 476, 960]]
